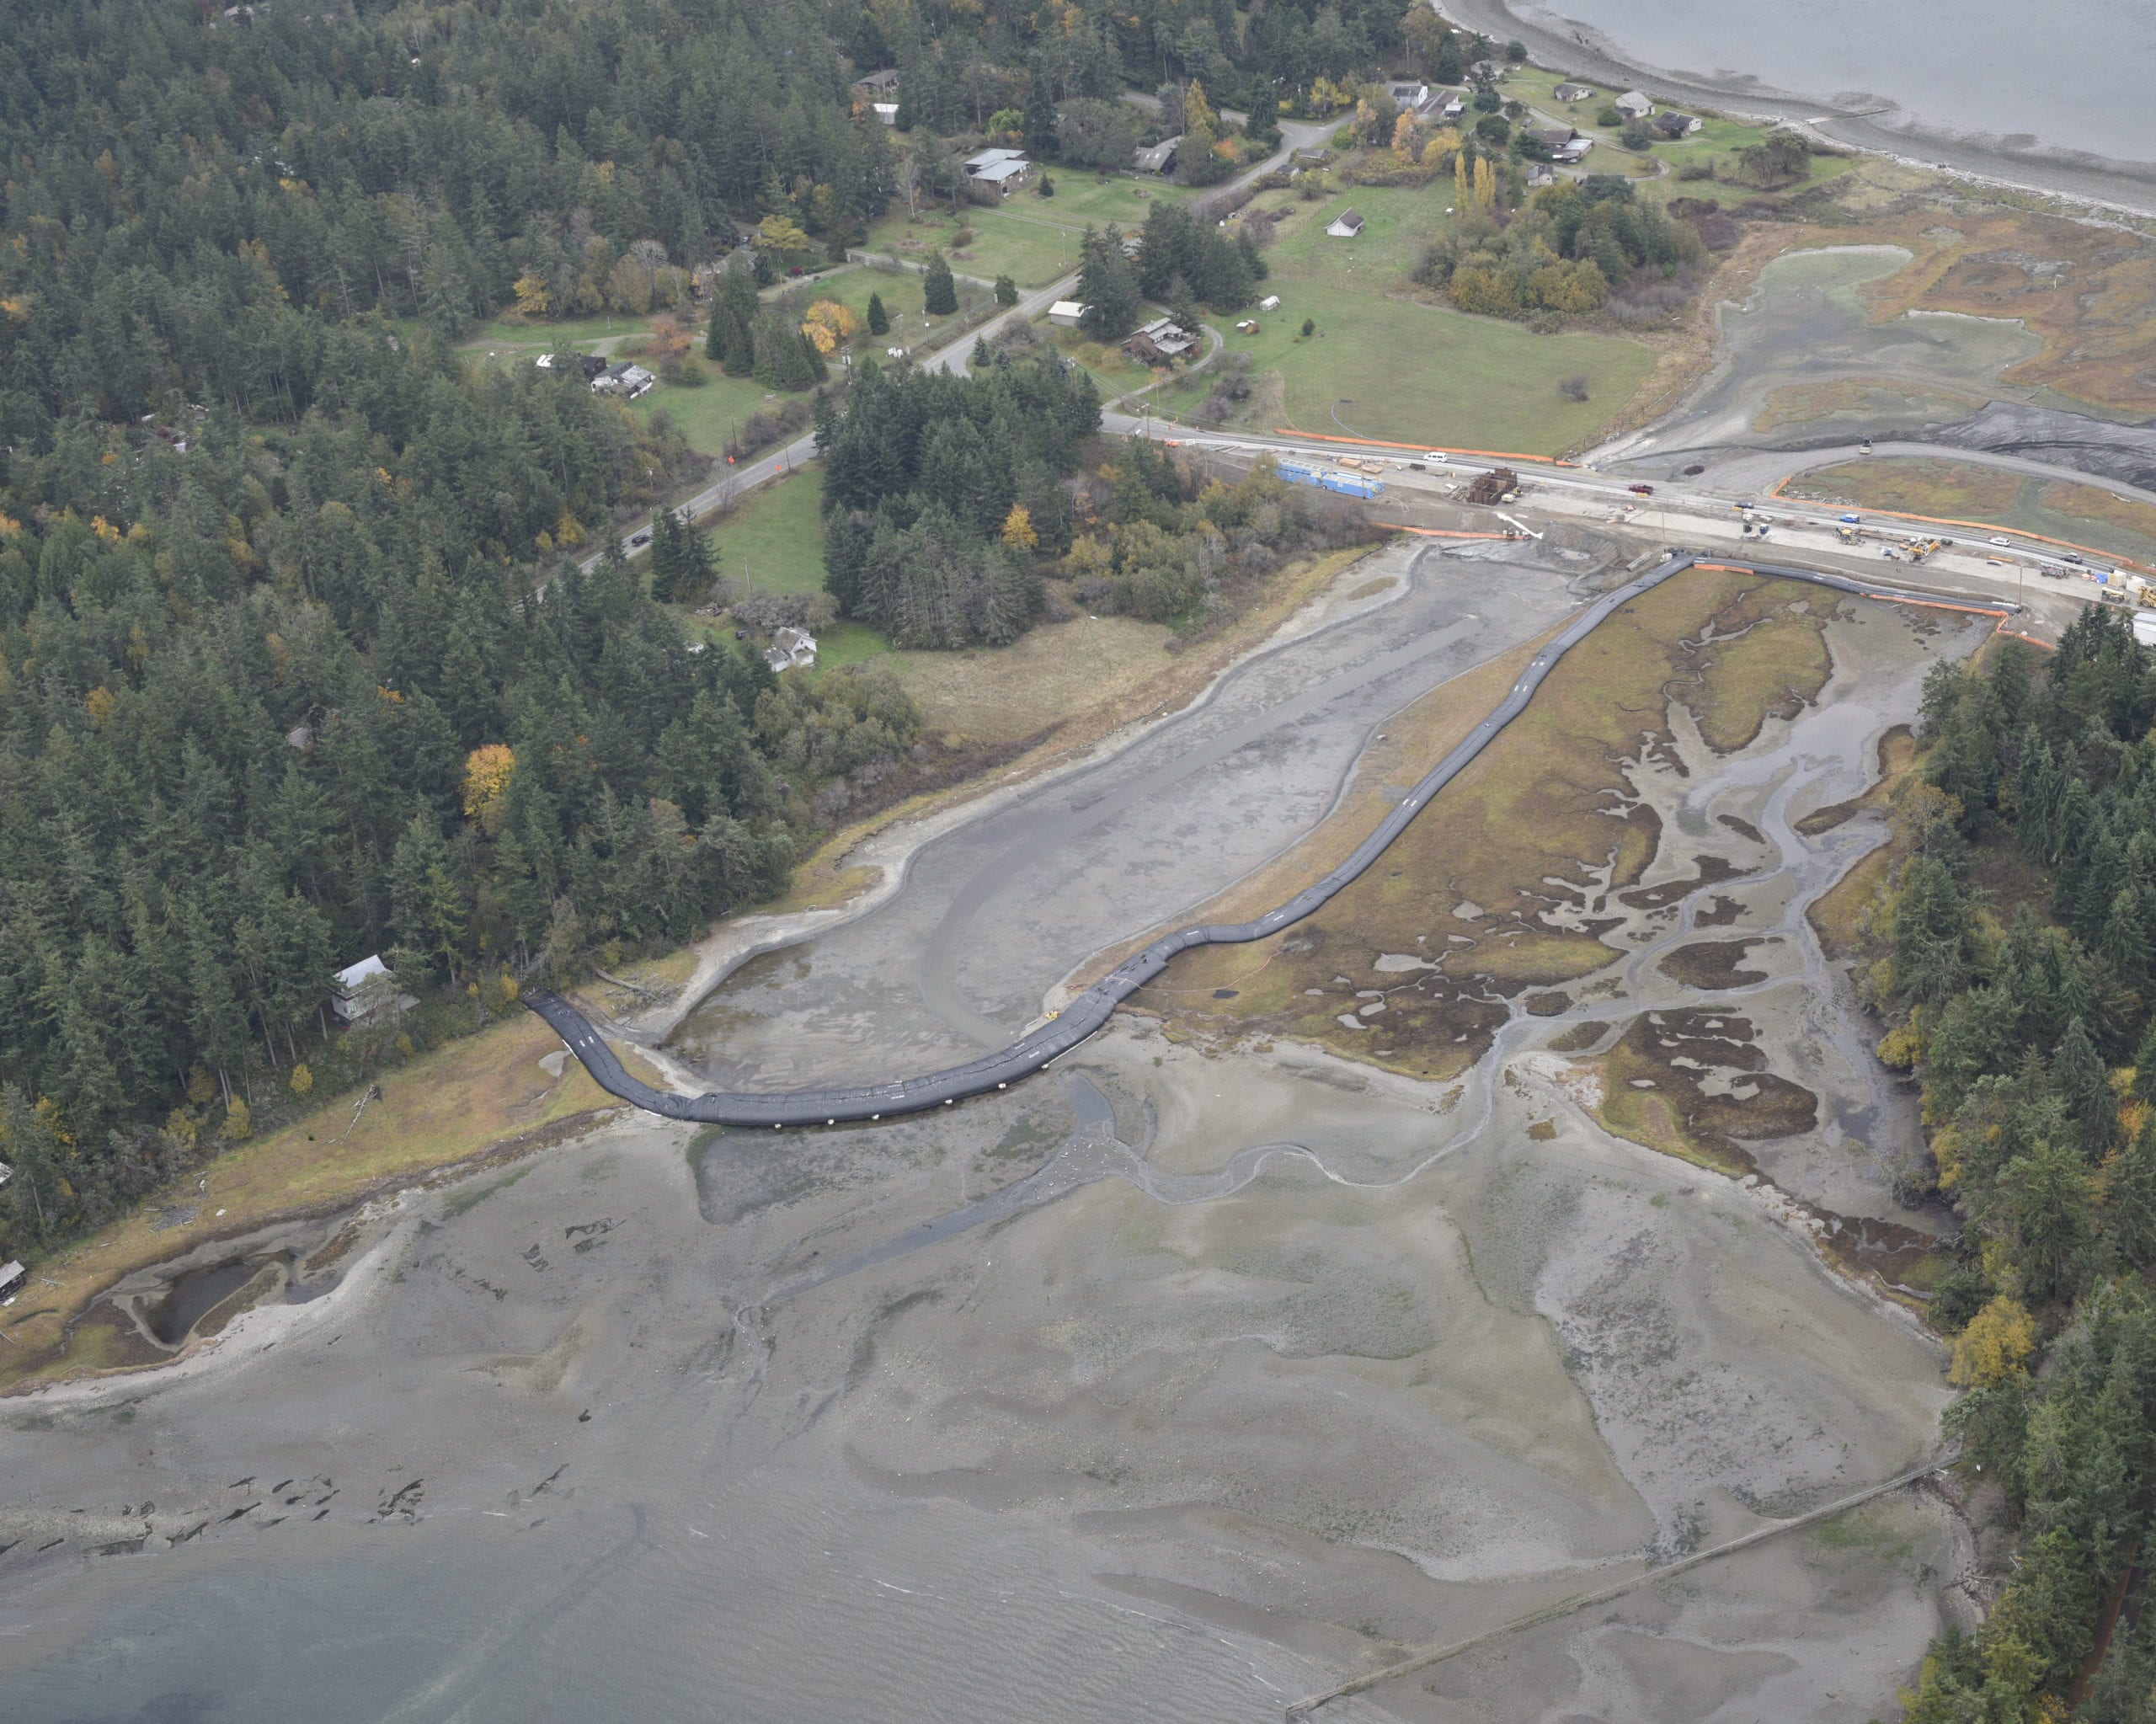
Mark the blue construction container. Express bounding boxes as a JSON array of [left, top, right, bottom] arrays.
[[1321, 472, 1384, 499], [1277, 461, 1321, 485]]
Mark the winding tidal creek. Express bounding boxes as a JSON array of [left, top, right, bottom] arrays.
[[0, 544, 1984, 1722]]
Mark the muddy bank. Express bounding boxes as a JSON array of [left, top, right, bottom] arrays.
[[0, 562, 1983, 1723]]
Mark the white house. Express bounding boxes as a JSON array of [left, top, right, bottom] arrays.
[[1554, 82, 1596, 103], [1326, 208, 1365, 238], [1048, 300, 1087, 328], [1614, 90, 1654, 120], [766, 626, 818, 672], [332, 955, 399, 1024]]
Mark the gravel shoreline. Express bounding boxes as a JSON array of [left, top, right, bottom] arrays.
[[1434, 0, 2156, 221]]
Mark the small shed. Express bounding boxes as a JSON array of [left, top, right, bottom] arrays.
[[1554, 82, 1596, 103], [872, 102, 898, 125], [1326, 209, 1364, 238], [1614, 90, 1654, 120], [1134, 136, 1182, 175], [1048, 300, 1087, 328], [1257, 293, 1281, 312], [0, 1261, 24, 1303]]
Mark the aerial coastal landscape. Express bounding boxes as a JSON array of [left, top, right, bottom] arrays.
[[7, 3, 2156, 1720]]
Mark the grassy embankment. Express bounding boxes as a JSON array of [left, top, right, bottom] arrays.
[[865, 169, 1187, 290], [1137, 569, 1835, 1081], [1153, 173, 1658, 454], [0, 1017, 667, 1394], [1787, 456, 2156, 568]]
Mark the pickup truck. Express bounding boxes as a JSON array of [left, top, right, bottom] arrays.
[[1627, 483, 1655, 496]]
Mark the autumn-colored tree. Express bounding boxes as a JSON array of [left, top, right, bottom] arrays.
[[462, 743, 517, 833], [1000, 504, 1038, 551], [511, 271, 551, 318], [1948, 1296, 2037, 1388], [222, 1097, 253, 1142], [800, 299, 857, 355], [1390, 112, 1419, 163], [289, 1063, 314, 1097], [1472, 156, 1497, 211], [756, 213, 812, 259]]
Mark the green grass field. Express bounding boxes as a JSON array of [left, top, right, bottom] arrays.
[[867, 169, 1187, 289], [701, 466, 829, 595], [1495, 65, 1854, 206], [1166, 180, 1657, 455]]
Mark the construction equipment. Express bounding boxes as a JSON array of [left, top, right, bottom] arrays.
[[1465, 467, 1519, 505], [1906, 536, 1947, 563], [1836, 524, 1862, 544]]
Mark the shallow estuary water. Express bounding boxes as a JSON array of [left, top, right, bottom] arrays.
[[0, 556, 1984, 1721]]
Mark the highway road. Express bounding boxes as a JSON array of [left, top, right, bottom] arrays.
[[531, 550, 2025, 1128]]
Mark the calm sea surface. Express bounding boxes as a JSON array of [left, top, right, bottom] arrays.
[[1538, 0, 2156, 163]]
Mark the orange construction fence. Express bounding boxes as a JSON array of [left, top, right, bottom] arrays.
[[1691, 562, 2054, 647]]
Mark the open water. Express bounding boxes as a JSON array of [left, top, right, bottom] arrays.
[[1524, 0, 2156, 164]]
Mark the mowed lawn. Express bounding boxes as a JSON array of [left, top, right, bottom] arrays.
[[867, 168, 1187, 289], [701, 466, 830, 595], [1188, 183, 1657, 456]]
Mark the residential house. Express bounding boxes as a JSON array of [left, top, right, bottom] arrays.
[[965, 150, 1033, 194], [538, 351, 609, 382], [592, 361, 656, 398], [1048, 300, 1088, 328], [1651, 110, 1703, 138], [1385, 82, 1444, 120], [1526, 163, 1556, 189], [0, 1261, 24, 1304], [853, 68, 901, 96], [1553, 82, 1596, 103], [765, 626, 818, 672], [1431, 87, 1466, 122], [1326, 208, 1365, 238], [1528, 125, 1577, 155], [1557, 134, 1594, 163], [1134, 136, 1181, 175], [332, 955, 403, 1024], [1122, 317, 1198, 365], [1292, 145, 1331, 166], [1614, 90, 1655, 120]]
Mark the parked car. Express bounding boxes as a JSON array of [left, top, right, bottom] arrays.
[[1988, 535, 2010, 547], [630, 531, 650, 546], [1627, 483, 1655, 496]]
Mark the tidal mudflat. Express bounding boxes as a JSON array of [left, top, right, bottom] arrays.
[[0, 558, 1983, 1722]]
